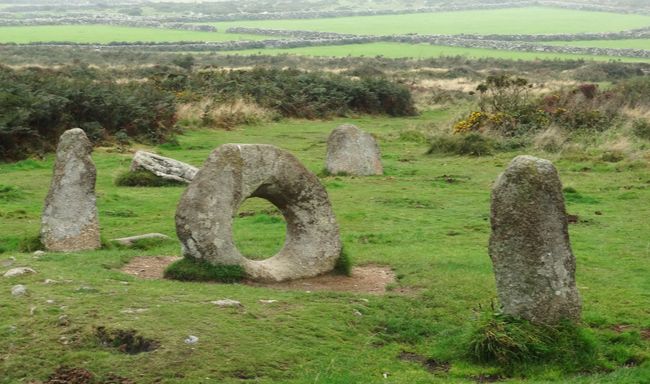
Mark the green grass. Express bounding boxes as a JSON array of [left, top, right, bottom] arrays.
[[546, 39, 650, 49], [213, 7, 650, 35], [0, 25, 269, 44], [225, 42, 650, 62], [0, 110, 649, 382], [164, 257, 246, 283]]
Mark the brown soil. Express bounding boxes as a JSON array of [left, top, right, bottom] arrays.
[[121, 256, 397, 294], [398, 351, 450, 373], [46, 367, 94, 384], [121, 256, 180, 279]]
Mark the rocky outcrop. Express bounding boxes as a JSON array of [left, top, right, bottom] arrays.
[[176, 144, 341, 282], [489, 155, 581, 324], [130, 151, 198, 184], [41, 128, 101, 252]]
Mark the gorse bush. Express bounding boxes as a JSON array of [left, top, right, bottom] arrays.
[[153, 67, 417, 119], [0, 65, 177, 161], [428, 133, 494, 156]]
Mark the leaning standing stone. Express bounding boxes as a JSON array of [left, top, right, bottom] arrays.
[[326, 124, 383, 176], [41, 128, 101, 252], [489, 155, 581, 324]]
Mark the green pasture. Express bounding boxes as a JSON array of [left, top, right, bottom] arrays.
[[226, 42, 650, 63], [1, 111, 649, 383], [546, 39, 650, 49], [213, 7, 650, 36], [0, 25, 268, 44]]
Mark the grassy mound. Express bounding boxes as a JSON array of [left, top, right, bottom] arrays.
[[115, 170, 185, 187], [164, 257, 246, 283], [467, 311, 601, 373]]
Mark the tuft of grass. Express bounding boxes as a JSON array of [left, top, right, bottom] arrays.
[[115, 170, 185, 187], [467, 310, 600, 372], [427, 133, 493, 156], [164, 257, 246, 283], [0, 184, 23, 201], [563, 187, 600, 204], [334, 246, 352, 276], [17, 234, 43, 253]]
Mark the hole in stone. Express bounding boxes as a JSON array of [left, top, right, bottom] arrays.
[[233, 197, 286, 260]]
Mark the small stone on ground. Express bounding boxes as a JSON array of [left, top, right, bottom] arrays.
[[4, 267, 36, 278]]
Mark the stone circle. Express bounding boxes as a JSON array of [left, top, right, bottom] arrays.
[[176, 144, 342, 282], [489, 155, 581, 324], [41, 128, 100, 252], [326, 124, 383, 176]]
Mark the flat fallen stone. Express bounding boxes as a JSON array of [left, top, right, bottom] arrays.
[[130, 151, 198, 184], [11, 285, 27, 296], [211, 299, 242, 307], [326, 124, 383, 176], [111, 233, 172, 246], [3, 267, 36, 278], [176, 144, 342, 282], [41, 128, 101, 252], [33, 251, 46, 256], [489, 155, 581, 324]]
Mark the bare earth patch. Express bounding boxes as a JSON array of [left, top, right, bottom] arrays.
[[122, 257, 396, 294], [121, 256, 180, 279]]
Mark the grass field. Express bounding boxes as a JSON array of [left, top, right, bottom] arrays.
[[1, 111, 649, 383], [226, 42, 650, 62], [547, 39, 650, 49], [0, 25, 269, 44], [213, 7, 650, 35]]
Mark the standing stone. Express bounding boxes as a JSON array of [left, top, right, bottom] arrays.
[[489, 155, 581, 324], [326, 124, 383, 176], [176, 144, 342, 282], [130, 151, 198, 184], [41, 129, 100, 252]]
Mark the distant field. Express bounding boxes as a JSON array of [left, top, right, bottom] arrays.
[[213, 7, 650, 35], [225, 42, 650, 63], [0, 25, 268, 44], [546, 39, 650, 49]]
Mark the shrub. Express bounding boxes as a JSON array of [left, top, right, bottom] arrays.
[[164, 257, 246, 283], [115, 170, 185, 187], [0, 66, 177, 161], [427, 133, 494, 156], [632, 119, 650, 140]]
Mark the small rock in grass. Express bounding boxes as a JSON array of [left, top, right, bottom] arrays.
[[184, 335, 199, 344], [58, 315, 70, 326], [353, 309, 363, 317], [11, 285, 27, 296], [46, 299, 55, 304], [120, 308, 148, 314], [33, 250, 46, 256], [259, 299, 278, 304], [211, 299, 242, 307], [4, 267, 36, 278], [43, 279, 57, 284]]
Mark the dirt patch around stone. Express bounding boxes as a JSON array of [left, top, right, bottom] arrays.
[[121, 256, 180, 279], [398, 351, 451, 374], [122, 256, 397, 294]]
